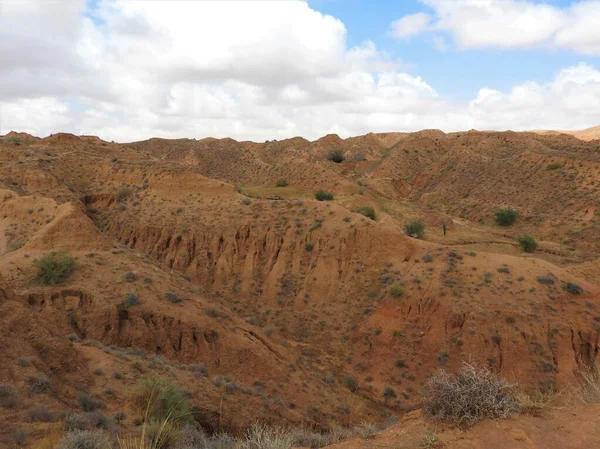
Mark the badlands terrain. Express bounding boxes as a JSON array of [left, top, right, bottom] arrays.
[[1, 128, 600, 448]]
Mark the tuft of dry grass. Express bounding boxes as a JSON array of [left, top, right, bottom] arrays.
[[423, 363, 520, 427], [578, 362, 600, 404]]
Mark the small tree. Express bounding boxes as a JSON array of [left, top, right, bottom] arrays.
[[315, 190, 334, 201], [275, 178, 288, 187], [327, 150, 345, 163], [404, 219, 425, 239], [495, 207, 518, 226], [33, 253, 76, 285], [517, 235, 537, 253]]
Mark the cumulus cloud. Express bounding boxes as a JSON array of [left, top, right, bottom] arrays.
[[391, 0, 600, 55], [0, 0, 599, 142]]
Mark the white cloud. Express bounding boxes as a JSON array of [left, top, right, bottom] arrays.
[[391, 0, 600, 55], [389, 13, 432, 38], [0, 0, 599, 142]]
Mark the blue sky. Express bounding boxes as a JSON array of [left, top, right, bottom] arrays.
[[308, 0, 599, 98]]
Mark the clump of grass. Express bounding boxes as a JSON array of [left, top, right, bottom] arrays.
[[404, 219, 425, 239], [33, 253, 76, 285], [55, 430, 110, 449], [390, 284, 403, 297], [563, 282, 583, 295], [546, 162, 562, 170], [315, 190, 334, 201], [357, 206, 376, 220], [125, 271, 137, 282], [494, 207, 518, 226], [27, 404, 56, 422], [28, 374, 51, 394], [327, 150, 345, 163], [423, 363, 519, 427], [134, 378, 193, 424], [518, 235, 538, 253], [115, 186, 130, 202], [275, 178, 288, 187]]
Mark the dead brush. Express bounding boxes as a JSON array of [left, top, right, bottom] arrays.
[[423, 362, 520, 427], [578, 361, 600, 404]]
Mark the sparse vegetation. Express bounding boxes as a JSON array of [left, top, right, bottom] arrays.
[[494, 207, 518, 226], [165, 291, 183, 304], [564, 282, 583, 295], [357, 206, 376, 220], [404, 219, 425, 239], [276, 178, 288, 187], [423, 363, 519, 427], [546, 162, 563, 170], [518, 235, 538, 253], [390, 284, 403, 297], [0, 384, 20, 408], [327, 150, 345, 163], [122, 292, 140, 308], [315, 190, 334, 201], [134, 377, 193, 424], [115, 186, 130, 202], [33, 253, 76, 285]]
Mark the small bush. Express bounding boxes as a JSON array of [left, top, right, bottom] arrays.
[[390, 284, 403, 297], [357, 206, 376, 221], [0, 384, 20, 408], [78, 393, 104, 412], [345, 376, 358, 392], [33, 253, 76, 285], [55, 430, 110, 449], [165, 291, 183, 304], [122, 292, 140, 308], [27, 404, 56, 422], [518, 235, 538, 253], [239, 423, 295, 449], [65, 411, 112, 431], [327, 150, 345, 163], [494, 207, 518, 226], [423, 363, 519, 427], [275, 178, 288, 187], [546, 163, 562, 170], [28, 374, 51, 394], [383, 386, 397, 400], [395, 358, 407, 368], [115, 186, 130, 202], [536, 274, 555, 285], [125, 271, 137, 282], [564, 282, 583, 295], [134, 378, 193, 424], [404, 219, 425, 239], [315, 190, 334, 201], [305, 242, 314, 252]]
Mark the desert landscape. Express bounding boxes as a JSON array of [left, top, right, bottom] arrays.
[[1, 127, 600, 448]]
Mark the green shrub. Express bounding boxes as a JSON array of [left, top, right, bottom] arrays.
[[125, 271, 137, 282], [494, 207, 518, 226], [517, 235, 538, 253], [165, 291, 183, 304], [390, 284, 403, 297], [546, 163, 562, 170], [122, 292, 140, 308], [115, 186, 130, 202], [383, 386, 397, 399], [564, 282, 583, 295], [403, 219, 425, 239], [358, 206, 376, 220], [327, 150, 345, 163], [275, 178, 288, 187], [315, 190, 334, 201], [33, 253, 76, 285], [134, 378, 192, 424]]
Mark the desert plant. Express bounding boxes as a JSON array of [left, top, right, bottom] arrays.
[[0, 384, 20, 408], [165, 291, 183, 304], [122, 292, 140, 308], [383, 386, 397, 400], [423, 363, 519, 427], [314, 190, 334, 201], [518, 235, 538, 253], [33, 253, 76, 285], [239, 423, 295, 449], [345, 376, 358, 392], [404, 219, 425, 239], [28, 374, 51, 394], [27, 404, 56, 422], [125, 271, 137, 282], [494, 207, 518, 226], [55, 430, 111, 449], [357, 206, 376, 220], [275, 178, 288, 187], [327, 150, 345, 163], [546, 162, 562, 170], [390, 284, 403, 297], [579, 362, 600, 404], [116, 186, 130, 202], [134, 378, 193, 424], [564, 282, 583, 295], [78, 393, 104, 412]]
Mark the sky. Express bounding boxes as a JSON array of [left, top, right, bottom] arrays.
[[1, 0, 600, 142]]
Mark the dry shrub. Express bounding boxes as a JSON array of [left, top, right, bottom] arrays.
[[579, 362, 600, 404], [423, 363, 519, 427]]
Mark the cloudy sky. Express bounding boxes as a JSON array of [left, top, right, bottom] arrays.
[[1, 0, 600, 142]]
